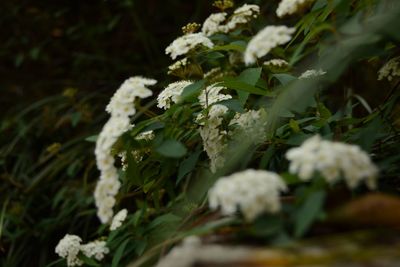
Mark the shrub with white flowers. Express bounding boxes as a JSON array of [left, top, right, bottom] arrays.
[[52, 0, 400, 266]]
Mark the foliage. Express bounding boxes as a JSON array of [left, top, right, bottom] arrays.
[[2, 0, 400, 267]]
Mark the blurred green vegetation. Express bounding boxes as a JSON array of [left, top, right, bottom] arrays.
[[0, 1, 213, 266]]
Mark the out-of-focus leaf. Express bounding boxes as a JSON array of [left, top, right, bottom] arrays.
[[294, 190, 326, 237], [156, 139, 187, 158], [177, 149, 202, 184]]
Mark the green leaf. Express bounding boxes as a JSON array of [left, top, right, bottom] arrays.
[[272, 74, 297, 85], [147, 213, 181, 229], [289, 119, 301, 133], [85, 135, 98, 142], [181, 80, 205, 100], [237, 67, 262, 85], [79, 254, 100, 266], [70, 112, 81, 127], [177, 150, 202, 184], [212, 41, 246, 52], [111, 239, 130, 267], [205, 51, 225, 59], [219, 99, 244, 113], [156, 139, 187, 158], [223, 78, 271, 96], [141, 121, 165, 132], [294, 190, 325, 238], [317, 102, 332, 120]]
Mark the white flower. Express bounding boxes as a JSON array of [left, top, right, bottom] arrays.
[[276, 0, 315, 18], [286, 135, 379, 189], [55, 234, 83, 267], [208, 169, 287, 221], [165, 33, 214, 60], [106, 77, 156, 117], [198, 83, 232, 108], [202, 12, 229, 36], [95, 76, 156, 223], [157, 81, 193, 109], [110, 209, 128, 231], [197, 85, 231, 172], [136, 130, 155, 141], [197, 103, 229, 173], [201, 5, 260, 37], [378, 57, 400, 81], [244, 26, 295, 65], [168, 58, 189, 75], [81, 240, 110, 261], [264, 59, 289, 68], [299, 69, 326, 79], [229, 109, 266, 143], [227, 4, 260, 30]]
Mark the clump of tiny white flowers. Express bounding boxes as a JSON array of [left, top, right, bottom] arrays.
[[95, 76, 156, 223], [299, 69, 327, 79], [81, 240, 110, 261], [378, 57, 400, 81], [55, 234, 83, 267], [227, 4, 260, 30], [202, 12, 229, 36], [198, 83, 232, 107], [208, 169, 287, 221], [286, 135, 379, 189], [244, 26, 295, 65], [264, 59, 289, 69], [202, 4, 260, 37], [276, 0, 315, 18], [165, 32, 214, 60], [110, 208, 128, 231], [157, 80, 193, 109], [229, 109, 266, 144], [198, 104, 229, 173], [56, 235, 110, 266], [197, 84, 231, 173]]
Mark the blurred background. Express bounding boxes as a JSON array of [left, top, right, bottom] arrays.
[[1, 0, 213, 105], [0, 1, 217, 266]]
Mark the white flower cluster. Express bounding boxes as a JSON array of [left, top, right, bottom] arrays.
[[157, 80, 193, 109], [244, 26, 295, 65], [202, 12, 228, 36], [55, 234, 83, 266], [229, 109, 266, 143], [110, 208, 128, 231], [197, 84, 231, 173], [299, 69, 326, 79], [198, 83, 232, 107], [165, 33, 214, 60], [81, 240, 109, 261], [286, 135, 379, 189], [95, 77, 156, 224], [378, 57, 400, 81], [276, 0, 315, 18], [264, 59, 289, 68], [136, 130, 155, 141], [228, 4, 260, 29], [202, 4, 260, 36], [198, 104, 229, 173], [208, 169, 287, 221], [55, 234, 109, 267], [168, 58, 189, 75]]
